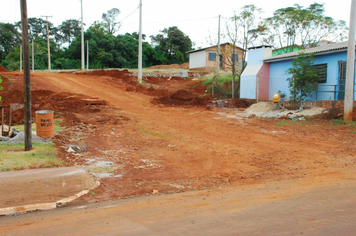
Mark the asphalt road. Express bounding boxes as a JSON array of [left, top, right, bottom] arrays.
[[1, 179, 356, 236]]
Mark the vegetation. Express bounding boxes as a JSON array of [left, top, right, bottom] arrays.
[[286, 52, 319, 103], [0, 143, 66, 172], [0, 76, 3, 102], [226, 5, 262, 97], [0, 3, 347, 73], [202, 72, 239, 97], [0, 8, 193, 71], [332, 119, 356, 127], [258, 3, 347, 53]]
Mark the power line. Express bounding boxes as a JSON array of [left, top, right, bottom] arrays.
[[117, 5, 140, 24], [119, 16, 218, 26]]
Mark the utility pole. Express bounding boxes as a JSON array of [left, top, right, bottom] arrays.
[[138, 0, 143, 83], [217, 15, 221, 71], [41, 15, 52, 72], [20, 0, 32, 151], [32, 39, 34, 71], [81, 0, 85, 70], [20, 45, 22, 72], [86, 40, 89, 70], [344, 0, 356, 121]]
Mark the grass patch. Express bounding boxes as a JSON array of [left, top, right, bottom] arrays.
[[134, 126, 168, 139], [275, 120, 308, 126], [0, 143, 67, 172], [332, 119, 356, 127], [11, 119, 65, 133], [201, 73, 239, 97]]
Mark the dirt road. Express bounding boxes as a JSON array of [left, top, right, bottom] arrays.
[[0, 70, 355, 205]]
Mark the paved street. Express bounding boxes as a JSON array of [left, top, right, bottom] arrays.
[[1, 179, 355, 236]]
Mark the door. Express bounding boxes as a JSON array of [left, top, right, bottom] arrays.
[[338, 61, 346, 100]]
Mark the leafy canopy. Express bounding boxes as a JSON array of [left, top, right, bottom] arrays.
[[286, 52, 319, 102], [260, 3, 347, 53]]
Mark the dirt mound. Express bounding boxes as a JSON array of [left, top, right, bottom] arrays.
[[152, 89, 211, 107], [245, 102, 273, 113], [83, 69, 130, 78], [0, 65, 8, 72], [171, 89, 196, 101], [230, 99, 254, 108], [148, 63, 189, 70]]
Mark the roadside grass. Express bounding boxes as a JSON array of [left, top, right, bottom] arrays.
[[0, 143, 67, 172], [332, 119, 356, 127], [11, 119, 64, 133], [275, 120, 308, 126], [134, 125, 168, 140], [0, 118, 67, 172], [201, 72, 238, 97], [129, 68, 188, 74]]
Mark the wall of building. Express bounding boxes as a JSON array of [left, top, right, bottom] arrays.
[[240, 47, 272, 99], [206, 50, 218, 68], [257, 63, 270, 100], [268, 51, 356, 101], [189, 51, 206, 69]]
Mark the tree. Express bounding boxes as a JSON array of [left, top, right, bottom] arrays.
[[286, 52, 319, 103], [225, 5, 262, 98], [58, 19, 81, 45], [150, 26, 193, 64], [0, 22, 21, 61], [130, 32, 146, 40], [260, 3, 347, 53], [102, 8, 121, 34]]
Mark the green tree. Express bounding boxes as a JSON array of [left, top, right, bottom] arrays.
[[150, 26, 193, 64], [58, 19, 81, 45], [102, 8, 121, 34], [260, 3, 347, 53], [226, 4, 263, 97], [0, 22, 21, 61], [0, 76, 2, 103], [286, 52, 319, 103]]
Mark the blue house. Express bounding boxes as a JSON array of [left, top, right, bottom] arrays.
[[241, 41, 356, 101]]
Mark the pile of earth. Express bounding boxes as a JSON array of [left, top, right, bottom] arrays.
[[0, 82, 110, 126], [83, 69, 130, 78], [152, 89, 211, 107], [148, 63, 189, 70], [0, 65, 8, 72]]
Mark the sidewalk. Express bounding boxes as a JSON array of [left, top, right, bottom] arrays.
[[0, 167, 99, 216]]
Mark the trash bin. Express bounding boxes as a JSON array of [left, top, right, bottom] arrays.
[[35, 110, 54, 139]]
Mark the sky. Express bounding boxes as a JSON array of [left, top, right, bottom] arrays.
[[1, 0, 353, 48]]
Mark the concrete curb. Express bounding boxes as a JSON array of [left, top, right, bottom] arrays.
[[0, 180, 100, 216]]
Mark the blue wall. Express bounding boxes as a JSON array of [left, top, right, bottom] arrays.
[[268, 51, 356, 101]]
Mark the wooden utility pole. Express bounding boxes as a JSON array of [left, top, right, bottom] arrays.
[[32, 39, 34, 71], [20, 46, 22, 72], [217, 15, 221, 71], [138, 0, 143, 84], [41, 15, 52, 72], [344, 0, 356, 121], [21, 0, 32, 151], [81, 0, 85, 70], [86, 40, 89, 70]]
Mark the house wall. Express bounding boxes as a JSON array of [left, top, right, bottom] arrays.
[[189, 51, 206, 69], [240, 47, 272, 99], [206, 50, 218, 68], [268, 51, 356, 101], [257, 63, 270, 100]]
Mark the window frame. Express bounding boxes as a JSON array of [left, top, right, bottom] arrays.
[[313, 63, 327, 84], [208, 52, 216, 61]]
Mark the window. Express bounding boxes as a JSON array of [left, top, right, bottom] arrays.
[[338, 60, 347, 80], [313, 63, 327, 83], [208, 52, 216, 61], [231, 53, 238, 63]]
